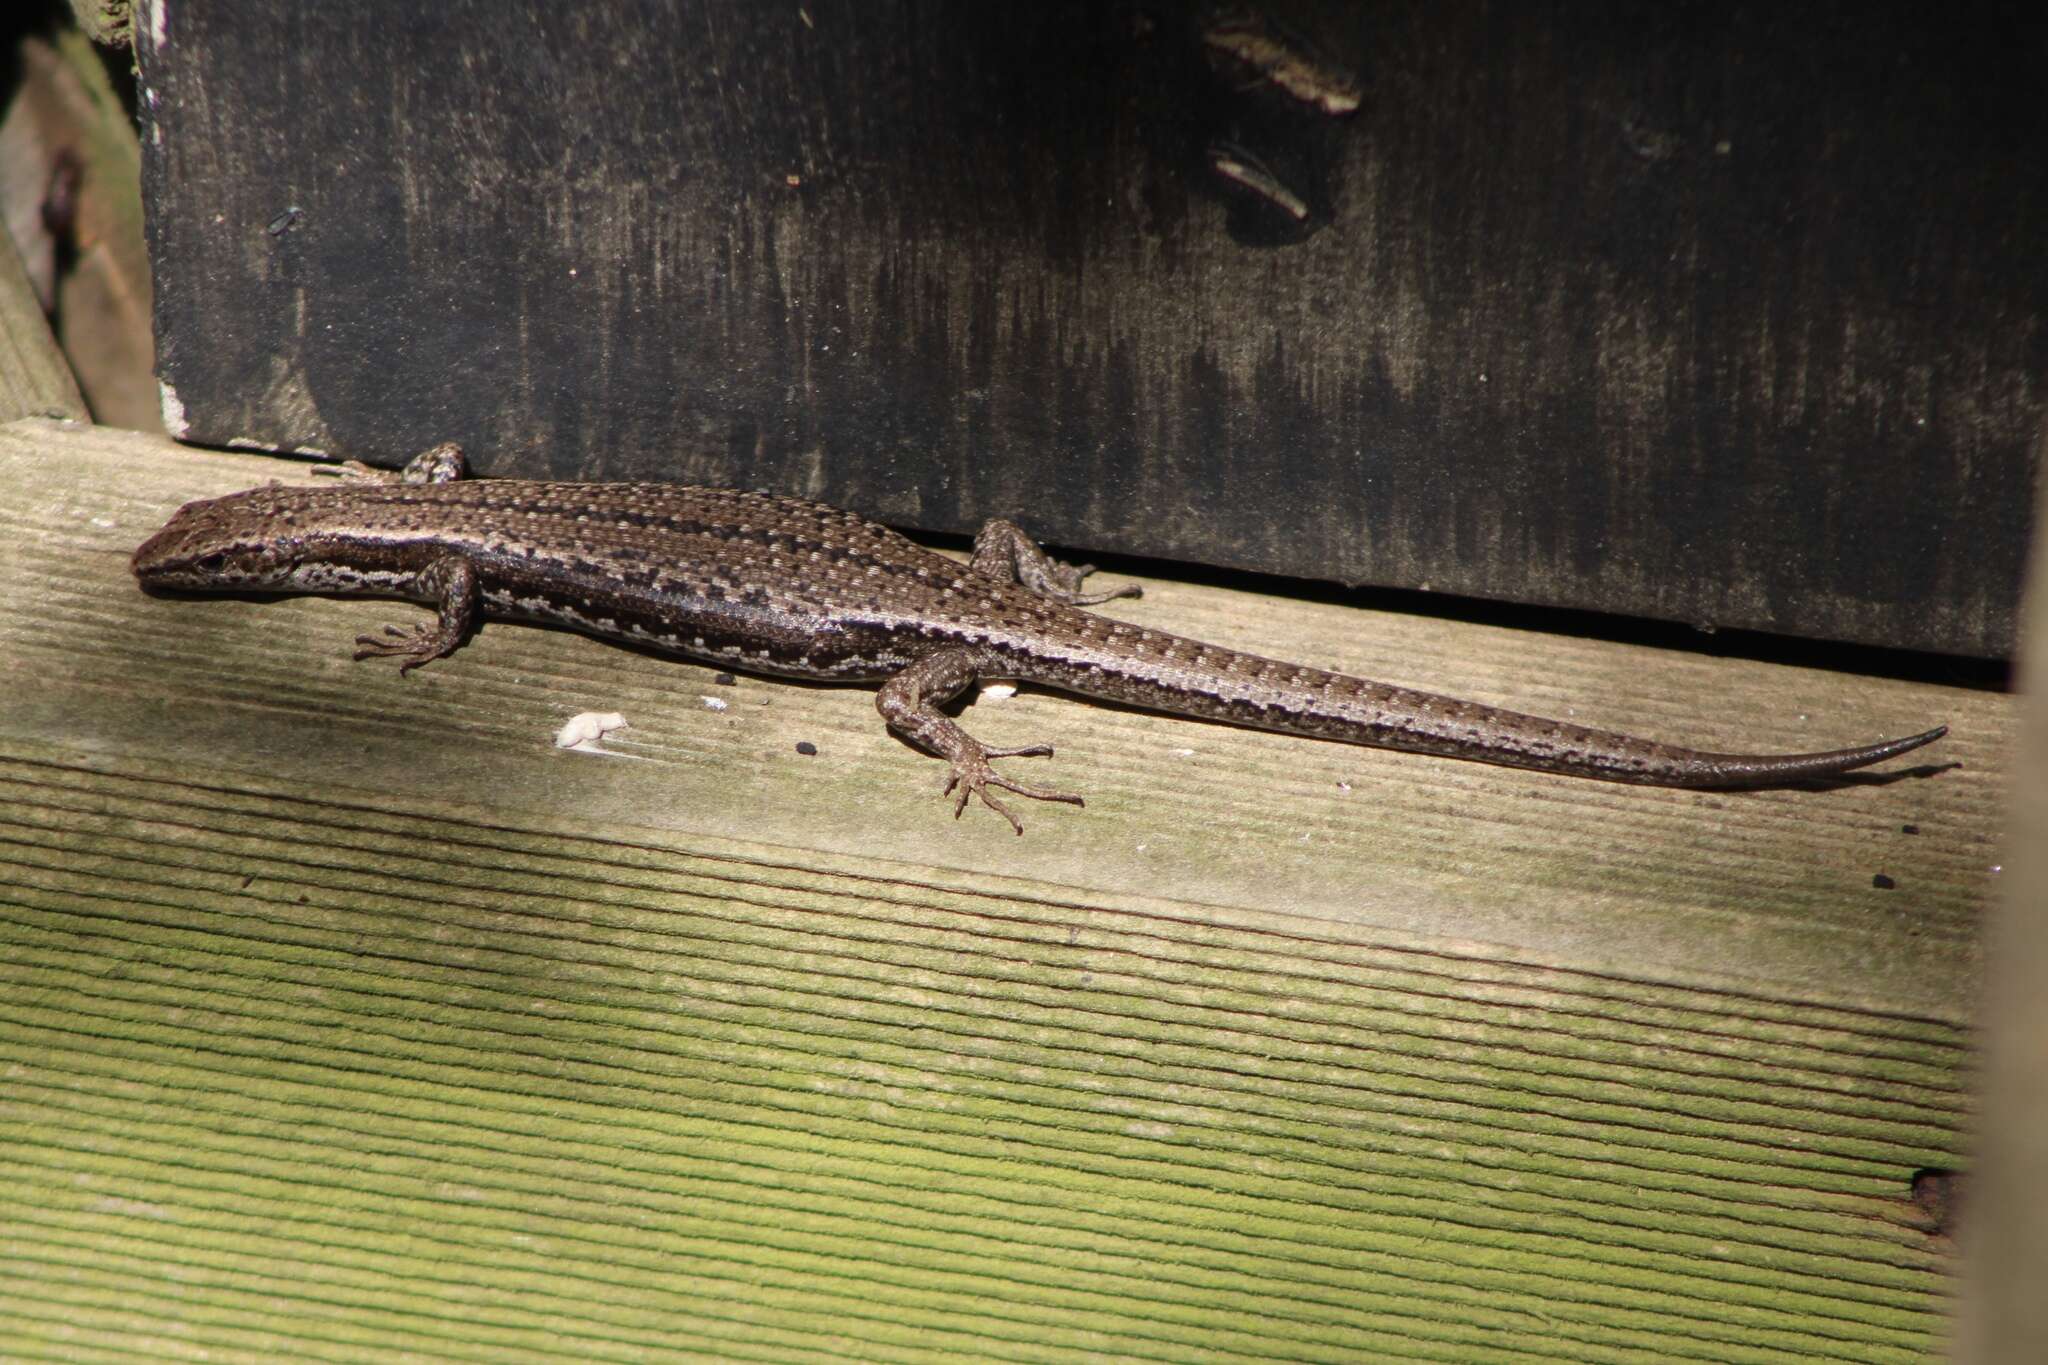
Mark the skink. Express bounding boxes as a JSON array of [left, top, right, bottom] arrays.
[[132, 444, 1947, 831]]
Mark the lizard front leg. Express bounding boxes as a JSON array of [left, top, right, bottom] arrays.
[[876, 647, 1084, 834], [321, 441, 473, 485], [350, 554, 481, 674], [970, 519, 1142, 607]]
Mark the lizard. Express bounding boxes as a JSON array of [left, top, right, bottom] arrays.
[[131, 443, 1947, 832]]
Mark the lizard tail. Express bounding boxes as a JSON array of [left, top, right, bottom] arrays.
[[1013, 620, 1949, 788], [1633, 724, 1949, 788]]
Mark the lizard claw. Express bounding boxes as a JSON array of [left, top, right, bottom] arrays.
[[981, 741, 1056, 760], [353, 623, 448, 675], [941, 744, 1085, 834], [1049, 560, 1142, 604]]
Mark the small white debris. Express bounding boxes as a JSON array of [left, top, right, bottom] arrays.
[[979, 681, 1019, 701], [555, 711, 629, 750], [702, 696, 730, 712]]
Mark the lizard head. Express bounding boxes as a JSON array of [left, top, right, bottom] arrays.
[[131, 486, 309, 592]]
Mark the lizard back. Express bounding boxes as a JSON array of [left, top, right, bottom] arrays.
[[134, 472, 1947, 798]]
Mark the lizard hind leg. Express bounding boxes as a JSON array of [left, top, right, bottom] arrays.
[[876, 647, 1084, 834], [969, 519, 1142, 607]]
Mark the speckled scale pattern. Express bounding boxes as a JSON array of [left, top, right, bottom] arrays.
[[133, 469, 1948, 801]]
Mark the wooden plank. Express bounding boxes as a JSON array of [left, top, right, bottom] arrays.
[[0, 751, 1973, 1362], [0, 418, 1999, 1359], [0, 221, 86, 424], [0, 27, 159, 432], [131, 1, 2042, 657], [0, 420, 1998, 1015], [1958, 417, 2048, 1360]]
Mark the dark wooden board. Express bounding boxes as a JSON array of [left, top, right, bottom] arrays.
[[137, 0, 2043, 656]]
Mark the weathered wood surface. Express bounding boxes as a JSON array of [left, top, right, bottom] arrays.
[[134, 1, 2042, 656], [1958, 421, 2048, 1361], [0, 420, 2001, 1012], [0, 27, 157, 431], [0, 224, 85, 424], [0, 420, 2007, 1359]]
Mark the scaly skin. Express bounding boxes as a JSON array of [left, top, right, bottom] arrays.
[[133, 444, 1948, 831]]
